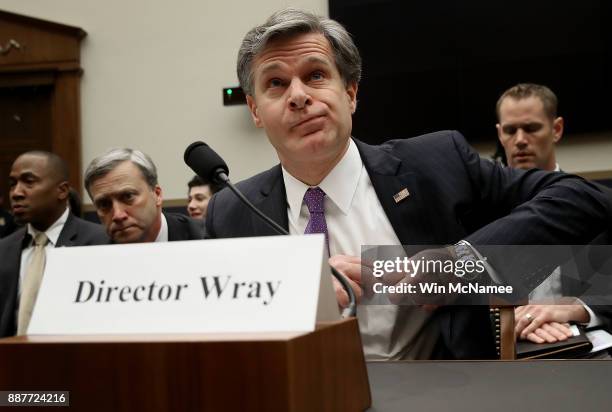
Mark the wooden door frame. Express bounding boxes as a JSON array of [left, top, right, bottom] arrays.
[[1, 9, 86, 196]]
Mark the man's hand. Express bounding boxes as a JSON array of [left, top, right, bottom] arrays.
[[329, 255, 364, 308], [520, 322, 573, 344], [515, 303, 589, 342]]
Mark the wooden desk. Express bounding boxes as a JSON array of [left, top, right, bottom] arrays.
[[367, 360, 610, 411]]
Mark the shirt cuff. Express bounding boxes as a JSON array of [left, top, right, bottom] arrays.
[[576, 298, 603, 328]]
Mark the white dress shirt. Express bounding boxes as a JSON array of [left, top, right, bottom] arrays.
[[283, 140, 440, 360], [155, 213, 169, 243], [17, 206, 69, 319], [19, 207, 69, 294]]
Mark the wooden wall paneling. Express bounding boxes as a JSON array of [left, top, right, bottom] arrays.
[[0, 9, 86, 198], [51, 70, 82, 193]]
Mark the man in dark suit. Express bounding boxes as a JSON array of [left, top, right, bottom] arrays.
[[496, 83, 612, 346], [206, 9, 612, 359], [0, 151, 108, 337], [85, 148, 203, 243]]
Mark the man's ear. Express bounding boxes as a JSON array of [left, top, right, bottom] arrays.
[[496, 123, 503, 142], [346, 82, 358, 114], [246, 95, 263, 128], [57, 181, 70, 201], [552, 117, 564, 143], [154, 185, 163, 207]]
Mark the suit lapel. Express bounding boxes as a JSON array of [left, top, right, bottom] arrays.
[[355, 139, 436, 245], [165, 213, 184, 241], [250, 165, 289, 236], [56, 213, 78, 247]]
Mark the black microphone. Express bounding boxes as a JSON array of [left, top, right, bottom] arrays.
[[184, 141, 229, 186], [184, 141, 357, 317]]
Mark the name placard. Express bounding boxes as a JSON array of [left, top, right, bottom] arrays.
[[28, 235, 339, 335]]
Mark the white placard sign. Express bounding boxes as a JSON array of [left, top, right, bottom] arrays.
[[28, 234, 339, 335]]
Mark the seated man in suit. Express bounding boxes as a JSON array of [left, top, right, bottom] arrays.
[[85, 148, 204, 243], [206, 9, 612, 359], [496, 83, 611, 344], [0, 151, 108, 337]]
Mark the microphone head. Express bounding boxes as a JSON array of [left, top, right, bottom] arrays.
[[184, 141, 229, 184]]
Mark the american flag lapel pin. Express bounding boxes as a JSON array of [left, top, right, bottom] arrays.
[[393, 188, 410, 204]]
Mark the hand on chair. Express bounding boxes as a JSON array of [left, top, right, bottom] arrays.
[[514, 303, 589, 343]]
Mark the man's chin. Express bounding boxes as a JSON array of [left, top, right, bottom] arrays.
[[12, 214, 28, 226], [298, 127, 326, 141], [511, 159, 536, 170], [111, 227, 143, 244], [300, 129, 344, 151], [279, 131, 348, 165]]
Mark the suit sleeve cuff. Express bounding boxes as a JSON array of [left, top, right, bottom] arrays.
[[576, 298, 603, 328], [455, 240, 503, 284]]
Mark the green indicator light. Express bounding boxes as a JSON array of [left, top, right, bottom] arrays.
[[226, 89, 233, 96]]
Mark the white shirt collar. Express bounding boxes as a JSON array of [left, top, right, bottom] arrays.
[[554, 163, 561, 172], [27, 206, 70, 247], [155, 213, 169, 242], [282, 139, 363, 222]]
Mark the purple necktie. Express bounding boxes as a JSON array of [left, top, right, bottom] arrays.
[[303, 187, 330, 254]]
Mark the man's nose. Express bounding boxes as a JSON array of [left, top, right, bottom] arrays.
[[111, 202, 128, 222], [287, 79, 312, 110], [515, 128, 528, 148], [10, 182, 25, 200], [187, 200, 197, 211]]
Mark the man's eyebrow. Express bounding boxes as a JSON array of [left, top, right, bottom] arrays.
[[303, 56, 333, 68], [93, 194, 109, 205], [258, 62, 283, 77], [93, 189, 124, 203], [19, 172, 38, 179], [502, 121, 541, 127], [258, 56, 333, 77]]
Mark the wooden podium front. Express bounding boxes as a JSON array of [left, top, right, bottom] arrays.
[[0, 318, 370, 411]]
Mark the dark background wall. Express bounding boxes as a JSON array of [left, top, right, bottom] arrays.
[[330, 0, 612, 145]]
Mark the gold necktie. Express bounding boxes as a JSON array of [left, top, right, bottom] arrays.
[[17, 232, 50, 335]]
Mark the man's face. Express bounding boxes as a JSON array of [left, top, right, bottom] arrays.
[[187, 185, 212, 220], [246, 32, 357, 171], [497, 96, 563, 171], [89, 161, 162, 243], [9, 154, 68, 230]]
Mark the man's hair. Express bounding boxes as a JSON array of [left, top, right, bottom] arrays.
[[187, 175, 222, 194], [20, 151, 69, 183], [237, 8, 362, 96], [496, 83, 558, 120], [84, 148, 158, 196]]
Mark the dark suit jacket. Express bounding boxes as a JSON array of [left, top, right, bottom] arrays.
[[164, 212, 205, 241], [0, 213, 109, 337], [559, 229, 612, 333], [206, 131, 612, 359], [0, 207, 17, 238]]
